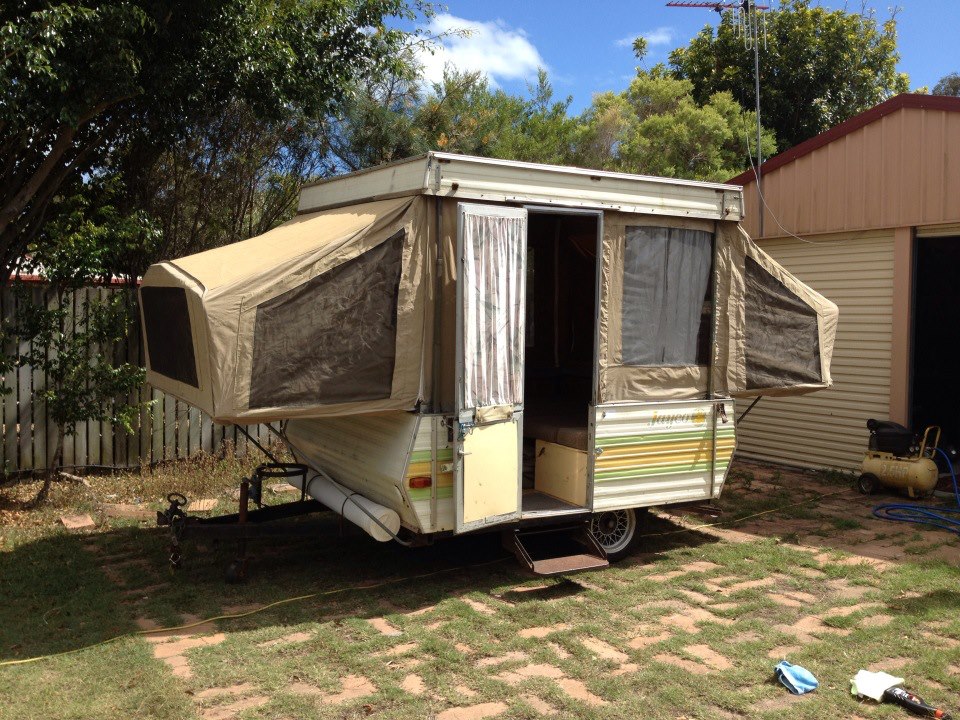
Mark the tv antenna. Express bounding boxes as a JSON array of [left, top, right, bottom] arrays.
[[667, 1, 770, 236]]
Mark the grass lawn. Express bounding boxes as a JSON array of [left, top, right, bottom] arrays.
[[1, 455, 959, 719]]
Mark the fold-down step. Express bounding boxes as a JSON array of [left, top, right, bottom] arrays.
[[505, 523, 609, 575]]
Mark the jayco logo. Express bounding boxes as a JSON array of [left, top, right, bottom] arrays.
[[649, 410, 708, 426]]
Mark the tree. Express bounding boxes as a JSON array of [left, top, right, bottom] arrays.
[[0, 0, 424, 283], [670, 0, 909, 150], [3, 181, 156, 503], [116, 104, 331, 264], [327, 67, 580, 171], [573, 66, 776, 182], [933, 73, 960, 97]]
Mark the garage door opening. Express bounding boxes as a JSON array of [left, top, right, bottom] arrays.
[[911, 236, 960, 450]]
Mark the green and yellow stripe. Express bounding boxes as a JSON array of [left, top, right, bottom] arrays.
[[406, 448, 453, 500]]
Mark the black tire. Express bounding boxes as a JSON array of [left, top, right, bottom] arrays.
[[857, 473, 878, 495], [589, 508, 644, 562]]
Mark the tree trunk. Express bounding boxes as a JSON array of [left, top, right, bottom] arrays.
[[26, 425, 64, 508]]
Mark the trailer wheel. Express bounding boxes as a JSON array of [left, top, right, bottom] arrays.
[[590, 508, 643, 562], [857, 473, 878, 495]]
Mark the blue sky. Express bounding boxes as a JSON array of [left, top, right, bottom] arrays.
[[406, 1, 960, 113]]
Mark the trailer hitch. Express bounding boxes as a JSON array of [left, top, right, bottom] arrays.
[[157, 492, 188, 527], [157, 493, 189, 570]]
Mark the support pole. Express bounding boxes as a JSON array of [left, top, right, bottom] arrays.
[[752, 0, 764, 238]]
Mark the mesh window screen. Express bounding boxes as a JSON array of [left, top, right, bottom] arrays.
[[622, 226, 713, 366], [744, 256, 822, 389], [141, 286, 198, 387], [249, 230, 404, 409]]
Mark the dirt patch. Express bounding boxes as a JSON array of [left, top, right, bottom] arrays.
[[654, 653, 705, 673], [685, 644, 733, 671], [196, 683, 256, 700], [754, 692, 806, 712], [872, 657, 910, 672], [767, 645, 802, 660], [377, 641, 417, 657], [200, 696, 269, 720], [436, 702, 508, 720], [628, 626, 672, 650], [661, 606, 733, 633], [477, 650, 527, 667], [580, 637, 629, 663], [557, 677, 607, 706], [152, 633, 226, 660], [400, 673, 426, 695], [646, 569, 687, 582], [861, 614, 894, 628], [497, 663, 565, 683], [678, 588, 715, 605], [165, 655, 192, 679], [520, 694, 556, 715], [367, 617, 402, 636], [258, 631, 313, 648], [460, 597, 496, 615], [519, 624, 569, 639], [547, 642, 571, 659], [291, 675, 376, 704], [405, 604, 437, 617], [823, 602, 882, 618], [454, 684, 478, 698], [776, 615, 850, 642], [713, 577, 776, 594]]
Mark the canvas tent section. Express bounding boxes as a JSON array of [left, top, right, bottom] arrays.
[[597, 214, 838, 404], [141, 152, 838, 429], [140, 196, 431, 424]]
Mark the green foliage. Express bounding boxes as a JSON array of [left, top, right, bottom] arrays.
[[669, 0, 910, 150], [9, 287, 145, 439], [2, 181, 153, 478], [933, 72, 960, 97], [328, 67, 580, 170], [117, 103, 329, 262], [0, 0, 426, 279], [573, 66, 776, 181]]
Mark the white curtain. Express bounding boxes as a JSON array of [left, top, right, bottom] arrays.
[[462, 211, 526, 408]]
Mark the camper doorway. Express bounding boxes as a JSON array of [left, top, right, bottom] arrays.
[[521, 209, 601, 517]]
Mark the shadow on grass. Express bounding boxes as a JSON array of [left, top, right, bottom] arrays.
[[888, 588, 960, 616], [1, 506, 726, 663]]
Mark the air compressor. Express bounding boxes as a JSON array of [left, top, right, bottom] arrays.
[[857, 419, 940, 497]]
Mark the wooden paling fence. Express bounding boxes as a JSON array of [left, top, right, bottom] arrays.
[[1, 282, 276, 474]]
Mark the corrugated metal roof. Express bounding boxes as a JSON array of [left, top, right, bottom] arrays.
[[729, 93, 960, 187]]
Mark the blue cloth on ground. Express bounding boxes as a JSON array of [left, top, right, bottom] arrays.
[[775, 661, 819, 695]]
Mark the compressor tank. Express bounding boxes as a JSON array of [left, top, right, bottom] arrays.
[[861, 452, 938, 496]]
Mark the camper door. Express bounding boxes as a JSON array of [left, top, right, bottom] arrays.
[[454, 204, 527, 533]]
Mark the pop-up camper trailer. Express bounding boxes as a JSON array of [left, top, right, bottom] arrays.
[[142, 153, 838, 576]]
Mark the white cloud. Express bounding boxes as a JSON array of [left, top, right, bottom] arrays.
[[414, 14, 545, 88], [615, 26, 676, 49]]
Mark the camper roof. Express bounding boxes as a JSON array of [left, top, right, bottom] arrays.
[[299, 152, 744, 222]]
